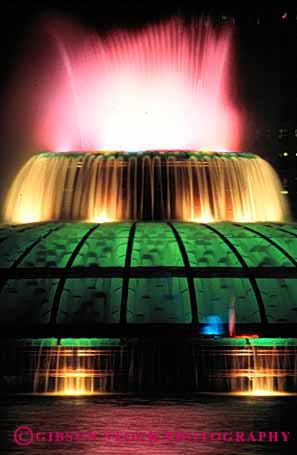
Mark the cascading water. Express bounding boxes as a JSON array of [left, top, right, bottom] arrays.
[[3, 17, 289, 225], [4, 339, 297, 395], [195, 340, 297, 395], [32, 341, 126, 395], [33, 344, 97, 395], [227, 343, 297, 395], [4, 151, 288, 223]]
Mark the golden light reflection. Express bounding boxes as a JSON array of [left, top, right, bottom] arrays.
[[58, 388, 95, 396], [91, 212, 114, 223], [235, 390, 290, 397], [212, 347, 296, 396], [51, 368, 101, 396], [33, 346, 115, 396], [13, 211, 40, 223], [53, 368, 97, 379], [4, 153, 289, 223], [191, 214, 214, 223]]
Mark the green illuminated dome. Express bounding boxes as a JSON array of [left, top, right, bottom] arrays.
[[1, 221, 297, 337]]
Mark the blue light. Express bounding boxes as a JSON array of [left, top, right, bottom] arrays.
[[201, 315, 224, 336]]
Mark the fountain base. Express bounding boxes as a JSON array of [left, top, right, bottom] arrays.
[[1, 337, 297, 395]]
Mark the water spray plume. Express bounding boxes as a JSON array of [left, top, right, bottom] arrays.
[[9, 17, 241, 152], [229, 297, 236, 337]]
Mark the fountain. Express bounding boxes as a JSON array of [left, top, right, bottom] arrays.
[[4, 151, 288, 224], [32, 340, 122, 395], [0, 17, 296, 396], [8, 18, 241, 152]]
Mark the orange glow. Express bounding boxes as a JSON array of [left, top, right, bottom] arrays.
[[50, 368, 101, 396], [32, 346, 110, 395], [4, 152, 288, 224], [12, 210, 40, 223], [58, 387, 95, 396], [235, 390, 290, 397], [235, 334, 259, 339], [222, 368, 294, 378], [213, 347, 296, 396], [91, 212, 114, 223], [191, 214, 214, 223], [53, 368, 97, 379]]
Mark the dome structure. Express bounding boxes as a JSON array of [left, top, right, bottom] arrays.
[[1, 221, 297, 338]]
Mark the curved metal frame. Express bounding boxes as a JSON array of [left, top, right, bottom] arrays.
[[50, 223, 100, 325], [236, 224, 297, 267], [120, 222, 137, 324], [0, 224, 63, 294], [167, 222, 198, 324], [201, 223, 268, 326], [2, 221, 297, 334]]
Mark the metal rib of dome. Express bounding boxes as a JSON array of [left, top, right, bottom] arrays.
[[1, 221, 297, 338]]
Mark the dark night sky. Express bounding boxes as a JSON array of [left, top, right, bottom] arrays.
[[0, 2, 296, 211]]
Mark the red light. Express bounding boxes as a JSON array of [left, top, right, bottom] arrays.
[[234, 334, 259, 339]]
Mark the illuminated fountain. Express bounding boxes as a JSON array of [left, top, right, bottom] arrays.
[[9, 18, 241, 152], [32, 341, 120, 395], [0, 17, 296, 396], [208, 340, 297, 396], [4, 151, 287, 224], [4, 18, 288, 226]]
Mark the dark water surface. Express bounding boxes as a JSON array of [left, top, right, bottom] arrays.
[[0, 395, 297, 454]]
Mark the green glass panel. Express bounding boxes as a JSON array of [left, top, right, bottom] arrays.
[[0, 279, 58, 324], [0, 224, 31, 242], [213, 223, 292, 267], [22, 338, 58, 346], [131, 223, 183, 266], [60, 338, 121, 346], [57, 278, 122, 324], [14, 337, 297, 347], [0, 228, 13, 243], [127, 277, 191, 323], [0, 223, 57, 268], [194, 278, 261, 323], [19, 223, 93, 268], [173, 222, 241, 267], [273, 223, 297, 235], [249, 338, 297, 347], [72, 223, 131, 267], [257, 278, 297, 323], [201, 338, 297, 347], [241, 224, 297, 263], [15, 338, 121, 346]]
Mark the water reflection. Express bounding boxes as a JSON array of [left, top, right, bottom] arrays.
[[1, 396, 296, 454]]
